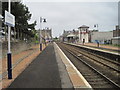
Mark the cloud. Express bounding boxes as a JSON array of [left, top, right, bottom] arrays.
[[23, 2, 118, 37], [22, 0, 119, 3]]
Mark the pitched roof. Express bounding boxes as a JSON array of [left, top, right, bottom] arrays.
[[78, 25, 89, 28]]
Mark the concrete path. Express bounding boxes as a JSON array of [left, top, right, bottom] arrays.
[[8, 44, 62, 88]]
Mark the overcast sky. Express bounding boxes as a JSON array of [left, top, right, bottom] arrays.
[[22, 0, 118, 37]]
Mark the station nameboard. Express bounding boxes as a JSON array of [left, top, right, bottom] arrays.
[[5, 10, 15, 27]]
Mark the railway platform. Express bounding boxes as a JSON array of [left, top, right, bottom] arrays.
[[66, 42, 120, 61], [6, 43, 91, 89], [78, 43, 120, 53]]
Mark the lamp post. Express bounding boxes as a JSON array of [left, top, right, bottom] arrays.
[[39, 17, 46, 51], [94, 24, 98, 31], [94, 24, 99, 47]]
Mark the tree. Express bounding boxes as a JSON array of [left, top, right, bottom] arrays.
[[2, 1, 36, 41]]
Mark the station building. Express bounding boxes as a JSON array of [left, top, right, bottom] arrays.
[[60, 25, 118, 45], [90, 30, 113, 44], [61, 30, 79, 43], [78, 25, 89, 43], [60, 25, 90, 43]]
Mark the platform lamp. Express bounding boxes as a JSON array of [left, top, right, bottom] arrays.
[[40, 17, 47, 51], [94, 24, 98, 31]]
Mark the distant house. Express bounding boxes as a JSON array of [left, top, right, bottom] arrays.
[[112, 25, 120, 45], [41, 28, 52, 42], [60, 30, 70, 42], [37, 28, 52, 42], [60, 30, 79, 43]]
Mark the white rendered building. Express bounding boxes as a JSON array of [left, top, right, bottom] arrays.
[[78, 25, 89, 43]]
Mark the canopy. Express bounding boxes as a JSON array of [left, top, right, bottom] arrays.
[[67, 34, 76, 38]]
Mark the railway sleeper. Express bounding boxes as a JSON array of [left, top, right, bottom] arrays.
[[86, 78, 104, 81], [83, 75, 100, 78]]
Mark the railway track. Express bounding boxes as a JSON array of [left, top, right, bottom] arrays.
[[66, 43, 120, 73], [57, 43, 120, 89]]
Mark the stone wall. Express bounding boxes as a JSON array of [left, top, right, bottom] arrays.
[[2, 41, 33, 58]]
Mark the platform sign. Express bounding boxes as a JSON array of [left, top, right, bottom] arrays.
[[5, 10, 15, 27], [0, 14, 3, 19]]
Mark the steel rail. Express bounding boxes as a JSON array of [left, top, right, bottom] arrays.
[[66, 43, 120, 66], [64, 43, 120, 73], [58, 43, 120, 89]]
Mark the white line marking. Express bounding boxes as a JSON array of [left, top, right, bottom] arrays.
[[54, 42, 92, 88], [67, 43, 120, 56]]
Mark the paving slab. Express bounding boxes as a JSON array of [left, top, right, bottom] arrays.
[[8, 43, 61, 88]]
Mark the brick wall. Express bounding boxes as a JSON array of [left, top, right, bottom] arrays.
[[2, 41, 33, 58]]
